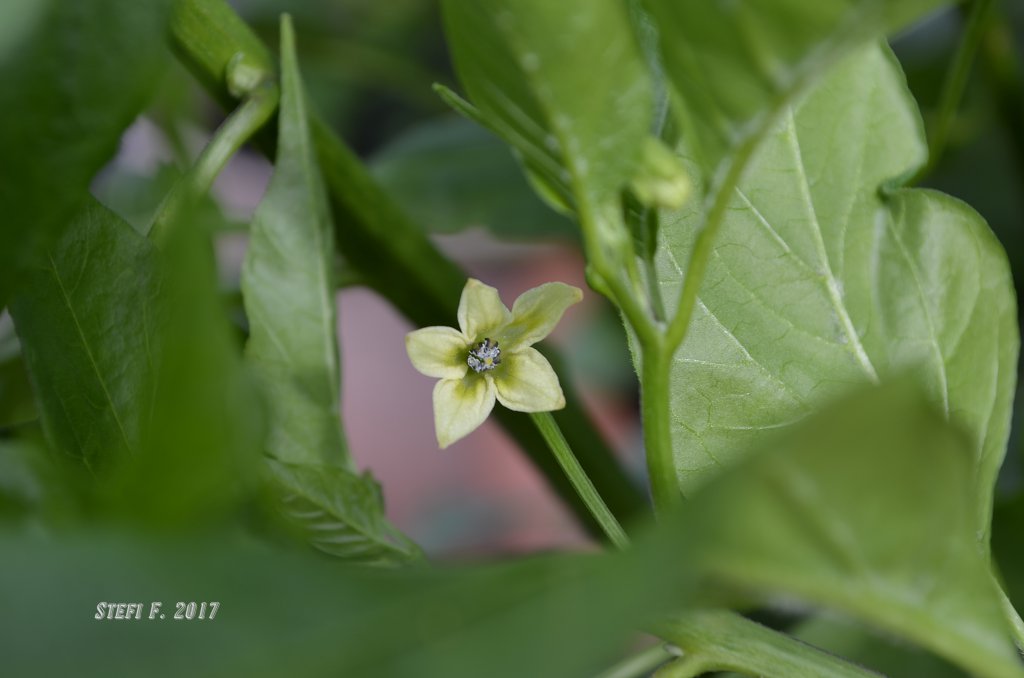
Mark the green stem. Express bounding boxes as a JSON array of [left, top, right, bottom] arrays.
[[664, 139, 758, 354], [530, 411, 630, 550], [593, 643, 674, 678], [996, 583, 1024, 652], [988, 559, 1024, 652], [912, 0, 994, 184], [654, 654, 711, 678], [656, 610, 881, 678], [640, 341, 682, 517], [148, 82, 278, 245], [577, 200, 659, 349]]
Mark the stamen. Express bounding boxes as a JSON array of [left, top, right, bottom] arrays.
[[467, 337, 502, 373]]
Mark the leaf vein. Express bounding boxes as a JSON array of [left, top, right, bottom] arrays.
[[48, 253, 133, 456], [785, 109, 878, 382]]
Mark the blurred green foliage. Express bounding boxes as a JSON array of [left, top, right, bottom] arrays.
[[0, 0, 172, 308], [0, 0, 1023, 675], [2, 381, 1019, 676], [371, 116, 576, 240]]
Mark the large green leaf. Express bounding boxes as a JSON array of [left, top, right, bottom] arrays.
[[9, 200, 162, 468], [441, 0, 652, 220], [8, 197, 261, 524], [685, 382, 1024, 678], [657, 45, 1018, 545], [371, 116, 575, 240], [0, 527, 690, 678], [0, 0, 171, 307], [242, 17, 418, 564], [243, 21, 346, 469], [1, 384, 1018, 675], [641, 0, 947, 178], [109, 211, 263, 526]]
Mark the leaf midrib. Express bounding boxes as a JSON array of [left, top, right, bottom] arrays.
[[281, 483, 418, 561], [283, 69, 343, 420], [784, 109, 879, 383], [48, 253, 133, 456]]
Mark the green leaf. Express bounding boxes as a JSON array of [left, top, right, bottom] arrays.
[[243, 18, 346, 468], [657, 610, 881, 678], [641, 0, 948, 177], [242, 17, 418, 564], [110, 210, 263, 526], [0, 0, 171, 307], [9, 200, 162, 469], [657, 45, 1018, 546], [0, 527, 691, 677], [441, 0, 653, 218], [686, 382, 1024, 678], [371, 116, 575, 240], [8, 385, 1007, 676], [266, 460, 422, 565], [8, 197, 261, 525]]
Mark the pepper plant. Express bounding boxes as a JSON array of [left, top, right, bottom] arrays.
[[1, 0, 1023, 676]]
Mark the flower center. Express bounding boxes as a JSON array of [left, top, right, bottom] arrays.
[[467, 338, 501, 373]]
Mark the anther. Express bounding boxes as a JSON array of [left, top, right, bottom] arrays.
[[467, 338, 502, 373]]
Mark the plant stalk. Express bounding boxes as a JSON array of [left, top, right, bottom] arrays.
[[531, 411, 630, 550], [575, 200, 659, 349], [663, 138, 758, 354], [148, 82, 278, 245], [655, 610, 881, 678], [593, 643, 674, 678], [639, 341, 682, 517]]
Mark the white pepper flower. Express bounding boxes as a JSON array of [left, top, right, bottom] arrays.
[[406, 278, 582, 448]]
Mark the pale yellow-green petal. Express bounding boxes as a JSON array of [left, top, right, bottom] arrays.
[[458, 278, 511, 341], [406, 326, 469, 379], [433, 374, 496, 448], [502, 282, 583, 350], [492, 347, 565, 412]]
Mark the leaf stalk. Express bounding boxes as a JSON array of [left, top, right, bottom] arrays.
[[148, 80, 279, 245], [530, 411, 630, 549]]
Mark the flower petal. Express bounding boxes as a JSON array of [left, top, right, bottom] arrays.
[[503, 282, 582, 350], [406, 326, 469, 379], [433, 375, 496, 448], [458, 278, 511, 341], [492, 347, 565, 412]]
